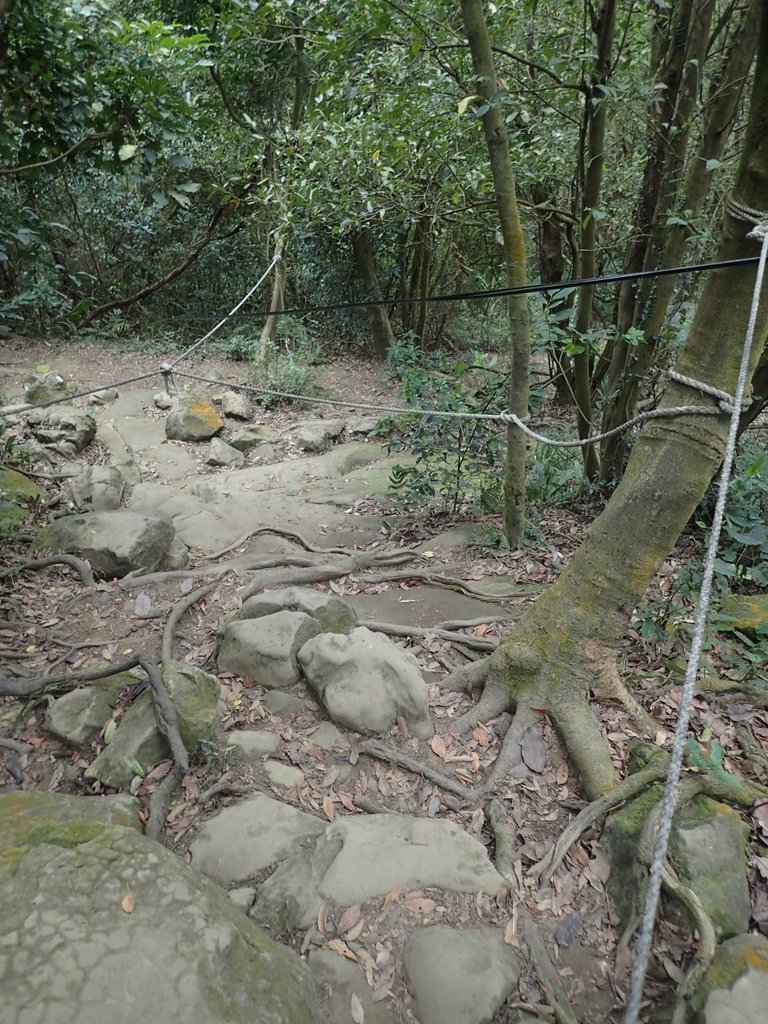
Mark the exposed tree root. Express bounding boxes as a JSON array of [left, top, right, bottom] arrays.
[[162, 582, 217, 663], [521, 911, 580, 1024], [584, 639, 657, 736], [0, 654, 142, 698], [359, 619, 498, 652], [734, 725, 768, 771], [359, 739, 482, 802], [487, 797, 520, 882], [146, 764, 184, 841], [362, 568, 539, 604], [117, 555, 321, 589], [238, 550, 416, 600], [206, 526, 355, 561], [0, 554, 94, 587], [137, 656, 188, 774], [434, 658, 489, 693], [0, 735, 33, 755], [661, 864, 717, 1023]]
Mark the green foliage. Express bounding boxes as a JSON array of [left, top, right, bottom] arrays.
[[526, 433, 585, 504], [246, 337, 319, 409], [380, 338, 506, 515]]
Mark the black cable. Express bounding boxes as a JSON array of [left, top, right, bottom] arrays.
[[170, 254, 762, 323]]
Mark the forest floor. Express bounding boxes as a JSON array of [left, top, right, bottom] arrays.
[[1, 336, 767, 1023]]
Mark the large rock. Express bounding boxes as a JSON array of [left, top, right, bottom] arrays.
[[45, 675, 128, 749], [228, 424, 281, 452], [217, 611, 323, 688], [190, 792, 326, 885], [27, 405, 96, 453], [221, 390, 253, 420], [236, 586, 358, 634], [85, 661, 221, 789], [22, 370, 69, 406], [668, 796, 751, 938], [718, 592, 768, 639], [309, 949, 394, 1024], [36, 509, 176, 578], [165, 397, 224, 441], [0, 467, 43, 504], [207, 437, 245, 468], [404, 925, 520, 1024], [692, 934, 768, 1023], [66, 465, 125, 511], [290, 419, 346, 453], [0, 791, 320, 1024], [252, 814, 503, 934], [297, 627, 433, 739]]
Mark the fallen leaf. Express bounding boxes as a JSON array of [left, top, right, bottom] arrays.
[[472, 726, 490, 747], [317, 903, 331, 935], [430, 735, 447, 759], [503, 918, 516, 944], [325, 938, 358, 961], [121, 890, 135, 914], [350, 992, 365, 1024], [521, 725, 548, 773], [322, 795, 336, 821], [403, 897, 437, 916], [554, 911, 582, 948], [337, 904, 362, 934], [555, 763, 569, 785], [382, 885, 404, 909]]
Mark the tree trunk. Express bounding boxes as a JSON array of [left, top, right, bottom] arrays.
[[352, 229, 396, 360], [257, 236, 286, 364], [531, 182, 574, 406], [461, 0, 531, 546], [467, 1, 768, 802], [572, 0, 616, 483]]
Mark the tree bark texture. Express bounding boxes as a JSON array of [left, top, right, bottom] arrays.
[[352, 228, 396, 360], [484, 2, 768, 800], [461, 0, 531, 546]]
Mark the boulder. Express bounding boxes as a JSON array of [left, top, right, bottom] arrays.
[[692, 934, 768, 1023], [236, 586, 358, 634], [228, 424, 282, 452], [226, 729, 281, 760], [290, 419, 346, 453], [165, 397, 224, 441], [153, 391, 174, 410], [0, 467, 43, 504], [221, 390, 253, 420], [190, 792, 326, 885], [22, 370, 69, 406], [404, 925, 520, 1024], [66, 465, 125, 511], [45, 675, 128, 749], [298, 627, 433, 738], [36, 509, 176, 578], [0, 791, 320, 1024], [27, 405, 96, 452], [163, 660, 221, 751], [85, 387, 118, 406], [252, 813, 503, 934], [85, 690, 170, 789], [158, 535, 189, 570], [207, 437, 245, 468], [217, 611, 323, 688], [718, 592, 768, 639]]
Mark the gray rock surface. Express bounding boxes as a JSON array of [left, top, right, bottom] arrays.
[[0, 791, 320, 1024], [190, 793, 326, 885], [221, 390, 253, 420], [227, 729, 282, 759], [165, 397, 224, 441], [265, 760, 304, 789], [236, 586, 358, 634], [66, 464, 125, 510], [153, 390, 174, 410], [291, 419, 346, 452], [298, 627, 433, 739], [207, 437, 245, 467], [86, 387, 118, 406], [22, 370, 69, 406], [669, 795, 751, 937], [27, 405, 96, 452], [228, 424, 282, 452], [158, 535, 189, 570], [85, 689, 169, 789], [263, 690, 306, 715], [693, 934, 768, 1024], [45, 676, 127, 749], [163, 660, 221, 751], [404, 925, 520, 1024], [36, 508, 176, 578], [217, 611, 323, 688], [307, 722, 343, 750], [309, 949, 394, 1024], [252, 814, 503, 933]]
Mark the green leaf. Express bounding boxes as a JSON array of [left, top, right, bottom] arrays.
[[103, 720, 116, 744], [458, 95, 479, 116], [118, 143, 138, 162], [123, 755, 145, 778]]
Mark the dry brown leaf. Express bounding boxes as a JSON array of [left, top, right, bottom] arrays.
[[338, 791, 357, 812], [403, 897, 437, 916], [337, 904, 362, 934], [382, 885, 404, 909], [322, 795, 336, 821], [121, 890, 135, 914], [503, 917, 516, 944], [472, 726, 490, 747], [350, 992, 365, 1024], [430, 735, 447, 759], [317, 903, 331, 935], [300, 927, 316, 955], [345, 918, 365, 942], [325, 938, 358, 962], [555, 762, 569, 785]]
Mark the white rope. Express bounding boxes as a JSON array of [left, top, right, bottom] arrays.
[[164, 254, 281, 370], [624, 224, 768, 1024]]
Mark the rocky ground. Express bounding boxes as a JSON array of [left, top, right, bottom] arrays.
[[1, 337, 767, 1024]]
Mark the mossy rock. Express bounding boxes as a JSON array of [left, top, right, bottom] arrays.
[[717, 593, 768, 639], [0, 499, 29, 537], [0, 467, 43, 504]]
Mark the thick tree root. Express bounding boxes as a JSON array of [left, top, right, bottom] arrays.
[[359, 739, 483, 802], [207, 526, 355, 560], [362, 568, 539, 604], [0, 555, 94, 587], [162, 582, 217, 663], [117, 554, 320, 589], [521, 911, 580, 1024], [0, 655, 143, 698], [434, 658, 489, 693], [584, 639, 657, 736]]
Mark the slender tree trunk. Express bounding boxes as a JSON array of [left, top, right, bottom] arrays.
[[531, 183, 574, 405], [461, 0, 531, 546], [257, 236, 286, 363], [352, 229, 396, 360], [471, 2, 768, 802], [572, 0, 616, 483]]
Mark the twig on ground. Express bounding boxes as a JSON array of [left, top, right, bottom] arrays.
[[359, 739, 481, 802], [0, 655, 142, 698], [162, 583, 216, 663], [359, 619, 498, 652], [0, 555, 94, 587]]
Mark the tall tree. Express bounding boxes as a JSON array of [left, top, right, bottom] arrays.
[[460, 0, 531, 545], [457, 0, 768, 804]]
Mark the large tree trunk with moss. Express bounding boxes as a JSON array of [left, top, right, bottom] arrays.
[[463, 4, 768, 802], [461, 0, 531, 546]]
